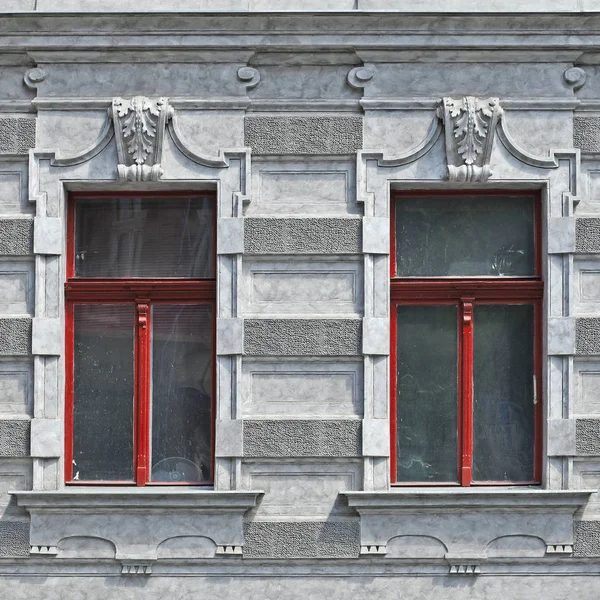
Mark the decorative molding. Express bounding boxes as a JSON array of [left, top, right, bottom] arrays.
[[360, 544, 387, 555], [111, 96, 173, 182], [245, 116, 363, 155], [237, 66, 261, 90], [30, 545, 57, 556], [564, 67, 588, 92], [546, 544, 573, 554], [448, 564, 481, 575], [243, 419, 361, 457], [215, 545, 243, 555], [23, 68, 47, 89], [441, 96, 503, 182], [121, 563, 152, 576], [347, 66, 375, 90]]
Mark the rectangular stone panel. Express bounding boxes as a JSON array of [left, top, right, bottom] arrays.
[[0, 460, 32, 517], [576, 318, 600, 354], [0, 521, 29, 557], [0, 220, 33, 255], [241, 359, 363, 418], [573, 461, 600, 518], [576, 419, 600, 455], [243, 420, 361, 457], [0, 420, 29, 457], [0, 262, 33, 314], [574, 259, 600, 313], [574, 360, 600, 416], [245, 116, 362, 155], [0, 118, 35, 155], [243, 521, 359, 558], [0, 173, 22, 213], [242, 259, 362, 317], [574, 521, 600, 557], [243, 460, 362, 517], [244, 218, 361, 254], [244, 319, 361, 356], [0, 360, 33, 416], [576, 219, 600, 252]]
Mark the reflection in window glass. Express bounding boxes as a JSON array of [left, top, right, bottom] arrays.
[[395, 195, 534, 277], [75, 196, 214, 278], [150, 305, 213, 483], [396, 305, 458, 483], [473, 304, 535, 482], [73, 304, 134, 481]]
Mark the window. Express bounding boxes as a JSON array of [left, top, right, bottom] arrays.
[[391, 191, 542, 486], [65, 192, 216, 486]]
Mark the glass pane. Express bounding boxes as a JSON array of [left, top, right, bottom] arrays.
[[395, 195, 535, 277], [150, 305, 213, 483], [75, 195, 214, 278], [473, 304, 535, 482], [396, 305, 458, 483], [72, 304, 134, 481]]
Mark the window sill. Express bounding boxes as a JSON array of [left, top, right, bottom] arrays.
[[13, 489, 263, 562], [341, 489, 593, 563]]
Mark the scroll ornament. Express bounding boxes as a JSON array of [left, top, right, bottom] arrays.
[[111, 96, 173, 182], [441, 96, 503, 183]]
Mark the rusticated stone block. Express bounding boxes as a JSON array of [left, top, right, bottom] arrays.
[[575, 219, 600, 253], [0, 521, 29, 557], [574, 521, 600, 557], [0, 420, 30, 457], [243, 420, 361, 457], [0, 319, 31, 356], [244, 319, 361, 356], [576, 419, 600, 455], [0, 220, 33, 255], [576, 318, 600, 355], [245, 116, 362, 155], [244, 218, 361, 254], [0, 118, 35, 154], [243, 521, 360, 558]]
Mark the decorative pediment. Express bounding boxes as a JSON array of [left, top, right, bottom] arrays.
[[441, 96, 503, 183], [111, 96, 173, 182]]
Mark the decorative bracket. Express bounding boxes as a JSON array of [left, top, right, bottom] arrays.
[[111, 96, 173, 182], [441, 96, 503, 183], [121, 561, 153, 576], [347, 66, 375, 90]]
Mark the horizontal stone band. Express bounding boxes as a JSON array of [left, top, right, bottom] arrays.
[[243, 420, 361, 457], [245, 116, 363, 155], [244, 319, 361, 356], [243, 521, 360, 558], [244, 218, 361, 255]]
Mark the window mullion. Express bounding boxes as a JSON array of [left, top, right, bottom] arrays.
[[135, 300, 151, 486], [460, 298, 474, 486]]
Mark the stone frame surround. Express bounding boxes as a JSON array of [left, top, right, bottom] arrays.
[[0, 10, 599, 596]]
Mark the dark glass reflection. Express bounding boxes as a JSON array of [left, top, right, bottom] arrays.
[[473, 304, 535, 482], [396, 305, 458, 483], [395, 195, 535, 277], [75, 196, 214, 278], [150, 305, 213, 483], [72, 304, 134, 481]]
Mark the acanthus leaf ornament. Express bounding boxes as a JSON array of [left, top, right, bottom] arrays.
[[111, 96, 173, 182], [441, 96, 503, 183]]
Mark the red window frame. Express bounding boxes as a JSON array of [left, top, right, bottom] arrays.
[[390, 190, 543, 486], [65, 191, 217, 486]]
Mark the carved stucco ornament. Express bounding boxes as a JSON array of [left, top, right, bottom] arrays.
[[111, 96, 173, 182], [440, 96, 503, 183]]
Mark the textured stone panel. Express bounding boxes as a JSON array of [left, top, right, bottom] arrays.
[[243, 420, 361, 457], [244, 319, 361, 356], [243, 521, 359, 558], [0, 521, 29, 557], [0, 319, 31, 356], [576, 219, 600, 253], [0, 119, 35, 155], [576, 419, 600, 455], [0, 220, 33, 255], [574, 520, 600, 557], [244, 218, 361, 254], [576, 318, 600, 354], [245, 116, 362, 155], [575, 117, 600, 153], [0, 420, 30, 457]]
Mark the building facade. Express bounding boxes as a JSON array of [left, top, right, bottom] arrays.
[[0, 4, 600, 599]]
